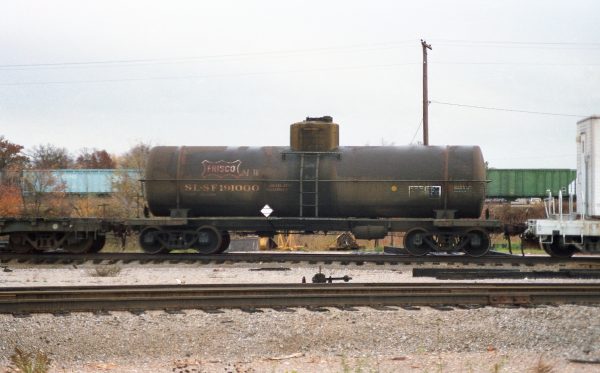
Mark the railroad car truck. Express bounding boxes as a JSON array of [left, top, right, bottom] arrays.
[[526, 116, 600, 257]]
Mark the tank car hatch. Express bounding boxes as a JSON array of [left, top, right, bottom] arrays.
[[290, 116, 339, 152]]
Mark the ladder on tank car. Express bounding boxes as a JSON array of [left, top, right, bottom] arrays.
[[282, 151, 340, 217], [299, 153, 320, 217]]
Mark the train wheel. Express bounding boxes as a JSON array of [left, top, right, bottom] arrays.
[[542, 236, 576, 258], [8, 233, 34, 254], [462, 229, 491, 257], [194, 226, 223, 255], [89, 235, 107, 253], [217, 231, 231, 253], [64, 234, 94, 254], [139, 227, 167, 254], [404, 228, 430, 256]]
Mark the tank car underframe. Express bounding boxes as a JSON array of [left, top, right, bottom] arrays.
[[0, 217, 501, 256], [127, 216, 501, 256]]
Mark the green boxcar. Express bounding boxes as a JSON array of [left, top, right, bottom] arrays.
[[486, 169, 576, 199]]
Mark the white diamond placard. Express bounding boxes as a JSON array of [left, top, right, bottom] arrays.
[[261, 204, 274, 217]]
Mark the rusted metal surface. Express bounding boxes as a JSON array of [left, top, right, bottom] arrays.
[[290, 117, 339, 152], [1, 283, 599, 314], [145, 145, 487, 219]]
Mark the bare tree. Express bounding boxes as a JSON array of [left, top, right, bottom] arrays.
[[110, 170, 144, 218], [110, 142, 153, 218], [76, 148, 116, 169], [118, 142, 152, 170], [28, 144, 73, 169], [20, 170, 70, 216]]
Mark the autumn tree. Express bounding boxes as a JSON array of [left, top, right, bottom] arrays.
[[0, 184, 23, 216], [0, 136, 28, 185], [20, 170, 70, 217], [28, 144, 72, 169], [75, 148, 116, 169], [0, 136, 28, 215], [109, 170, 143, 218], [21, 144, 73, 216], [0, 136, 28, 172], [109, 142, 153, 218], [118, 142, 152, 170]]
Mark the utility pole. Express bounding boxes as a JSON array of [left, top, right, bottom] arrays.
[[421, 39, 432, 146]]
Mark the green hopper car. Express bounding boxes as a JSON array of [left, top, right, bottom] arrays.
[[486, 169, 576, 199]]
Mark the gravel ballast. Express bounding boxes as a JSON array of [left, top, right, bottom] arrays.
[[2, 260, 600, 287], [0, 263, 599, 372]]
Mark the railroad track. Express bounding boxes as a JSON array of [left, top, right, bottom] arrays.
[[413, 267, 600, 280], [1, 283, 599, 314], [1, 252, 600, 269]]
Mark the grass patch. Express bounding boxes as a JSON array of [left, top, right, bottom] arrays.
[[492, 244, 546, 255], [9, 347, 51, 373], [530, 356, 555, 373]]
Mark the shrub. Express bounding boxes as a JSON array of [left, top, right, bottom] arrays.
[[9, 347, 51, 373]]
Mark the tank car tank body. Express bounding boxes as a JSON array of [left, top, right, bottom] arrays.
[[145, 145, 486, 219], [139, 117, 498, 256]]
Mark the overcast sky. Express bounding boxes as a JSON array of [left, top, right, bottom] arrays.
[[1, 0, 598, 168]]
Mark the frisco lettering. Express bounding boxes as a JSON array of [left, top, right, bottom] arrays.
[[205, 164, 238, 174], [184, 183, 260, 192], [201, 160, 241, 177]]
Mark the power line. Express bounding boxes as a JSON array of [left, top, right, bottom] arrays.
[[3, 39, 598, 71], [0, 41, 415, 71], [430, 100, 587, 118], [437, 39, 600, 46], [431, 61, 600, 66], [433, 39, 600, 49], [0, 62, 420, 86], [3, 59, 598, 73]]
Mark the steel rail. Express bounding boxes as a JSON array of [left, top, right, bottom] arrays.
[[1, 283, 599, 314], [2, 252, 600, 268], [413, 268, 600, 280]]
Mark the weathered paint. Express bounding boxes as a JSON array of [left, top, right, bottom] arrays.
[[145, 145, 487, 219]]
